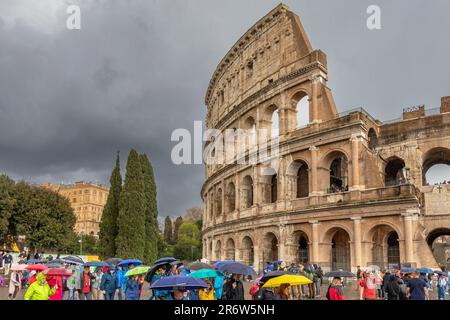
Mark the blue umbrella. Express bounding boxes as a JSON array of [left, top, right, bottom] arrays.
[[26, 259, 42, 264], [150, 276, 208, 290], [117, 259, 142, 268], [62, 255, 84, 265], [46, 262, 62, 268], [213, 260, 236, 268], [417, 268, 434, 274], [400, 267, 416, 274], [155, 257, 177, 264], [84, 261, 109, 268], [219, 262, 256, 277]]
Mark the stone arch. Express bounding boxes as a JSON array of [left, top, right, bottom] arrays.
[[242, 116, 257, 150], [293, 230, 310, 264], [321, 150, 349, 193], [368, 128, 378, 150], [242, 175, 254, 208], [225, 238, 236, 260], [263, 104, 279, 139], [216, 188, 223, 217], [214, 240, 222, 261], [263, 232, 279, 262], [241, 236, 255, 266], [286, 159, 309, 198], [225, 182, 236, 213], [422, 147, 450, 185], [384, 156, 406, 186], [364, 223, 402, 269], [326, 227, 352, 271], [291, 90, 310, 129], [261, 167, 278, 203]]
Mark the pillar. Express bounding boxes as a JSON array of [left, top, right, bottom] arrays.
[[310, 220, 319, 263], [350, 133, 364, 190], [309, 146, 319, 194], [352, 217, 362, 268], [402, 209, 417, 263]]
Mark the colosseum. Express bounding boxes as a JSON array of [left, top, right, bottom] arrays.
[[201, 4, 450, 272]]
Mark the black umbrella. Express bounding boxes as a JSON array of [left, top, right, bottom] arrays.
[[324, 270, 356, 278], [145, 262, 173, 283], [189, 262, 214, 271], [154, 257, 177, 264], [219, 262, 256, 277], [104, 258, 123, 266], [45, 259, 64, 265], [61, 255, 84, 265], [260, 271, 297, 283]]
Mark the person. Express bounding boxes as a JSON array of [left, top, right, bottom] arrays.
[[213, 274, 224, 300], [172, 287, 188, 300], [356, 265, 362, 289], [125, 275, 140, 300], [375, 271, 384, 299], [24, 273, 56, 300], [304, 267, 315, 298], [4, 253, 13, 275], [362, 273, 377, 300], [315, 265, 323, 297], [8, 269, 21, 300], [199, 280, 215, 300], [79, 266, 94, 300], [437, 273, 448, 300], [275, 283, 290, 300], [382, 270, 391, 299], [223, 274, 245, 300], [385, 273, 401, 300], [265, 261, 274, 273], [92, 267, 103, 300], [115, 265, 126, 300], [326, 277, 345, 300], [100, 266, 118, 300], [66, 272, 76, 300], [0, 251, 4, 271], [48, 276, 63, 300], [406, 271, 429, 300]]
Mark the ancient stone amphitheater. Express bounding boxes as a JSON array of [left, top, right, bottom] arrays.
[[201, 4, 450, 272]]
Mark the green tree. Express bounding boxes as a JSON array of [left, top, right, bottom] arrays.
[[172, 216, 183, 243], [163, 216, 173, 244], [0, 175, 16, 245], [139, 153, 158, 264], [98, 152, 122, 259], [173, 222, 202, 261], [115, 149, 146, 260]]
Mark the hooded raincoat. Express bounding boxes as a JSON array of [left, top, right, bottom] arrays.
[[24, 273, 56, 300]]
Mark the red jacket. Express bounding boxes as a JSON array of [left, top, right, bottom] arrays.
[[328, 286, 345, 300]]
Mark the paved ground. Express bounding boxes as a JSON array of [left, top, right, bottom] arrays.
[[0, 277, 442, 300]]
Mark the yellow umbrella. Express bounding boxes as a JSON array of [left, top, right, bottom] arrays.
[[262, 274, 312, 288]]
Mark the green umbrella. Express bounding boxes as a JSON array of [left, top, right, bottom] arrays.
[[188, 268, 223, 279], [125, 266, 151, 277]]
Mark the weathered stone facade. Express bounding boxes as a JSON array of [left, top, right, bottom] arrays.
[[201, 4, 450, 272]]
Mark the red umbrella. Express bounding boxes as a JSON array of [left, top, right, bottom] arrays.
[[25, 264, 48, 271], [43, 267, 72, 277]]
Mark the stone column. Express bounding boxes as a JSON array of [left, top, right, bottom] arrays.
[[402, 209, 418, 263], [309, 146, 319, 194], [310, 220, 319, 263], [351, 217, 362, 268], [253, 245, 261, 273], [350, 133, 364, 190], [235, 174, 241, 219]]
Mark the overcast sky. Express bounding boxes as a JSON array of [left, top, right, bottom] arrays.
[[0, 0, 449, 219]]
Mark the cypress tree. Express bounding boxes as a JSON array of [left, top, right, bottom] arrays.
[[98, 152, 122, 259], [115, 149, 146, 260], [164, 216, 173, 244], [173, 216, 184, 243], [139, 153, 158, 264]]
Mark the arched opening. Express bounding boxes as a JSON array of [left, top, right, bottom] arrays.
[[385, 157, 406, 186], [263, 232, 278, 262], [331, 229, 351, 271], [292, 91, 310, 128], [209, 240, 213, 260], [271, 174, 278, 203], [367, 225, 400, 269], [287, 160, 309, 198], [241, 236, 254, 266], [243, 116, 257, 150], [209, 192, 214, 220], [271, 110, 279, 139], [225, 238, 236, 260], [368, 128, 378, 150], [295, 232, 309, 264], [422, 148, 450, 186], [426, 228, 450, 269], [261, 167, 278, 204], [215, 240, 222, 261], [242, 175, 254, 208], [216, 188, 223, 217], [226, 182, 236, 213], [328, 153, 348, 193]]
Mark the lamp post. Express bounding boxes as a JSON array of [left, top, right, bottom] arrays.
[[79, 235, 83, 256]]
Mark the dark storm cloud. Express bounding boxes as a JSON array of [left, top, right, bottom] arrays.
[[0, 0, 449, 218]]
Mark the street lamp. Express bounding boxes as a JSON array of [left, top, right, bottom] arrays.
[[79, 235, 83, 256]]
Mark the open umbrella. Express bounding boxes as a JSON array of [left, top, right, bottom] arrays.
[[25, 264, 48, 271], [125, 266, 151, 277], [10, 264, 27, 271], [400, 267, 416, 274], [155, 257, 177, 264], [189, 262, 214, 271], [26, 259, 43, 265], [117, 259, 142, 268], [45, 259, 64, 265], [104, 258, 122, 266], [436, 270, 449, 276], [145, 262, 174, 283], [150, 276, 208, 290], [46, 263, 63, 268], [84, 261, 109, 268], [262, 274, 312, 288], [324, 270, 356, 278], [170, 260, 183, 268], [219, 262, 256, 277], [260, 271, 297, 283], [417, 268, 434, 274], [188, 268, 222, 279], [213, 260, 235, 268], [62, 255, 84, 265], [43, 267, 72, 277]]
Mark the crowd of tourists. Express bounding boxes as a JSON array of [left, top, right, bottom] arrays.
[[1, 251, 449, 300]]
